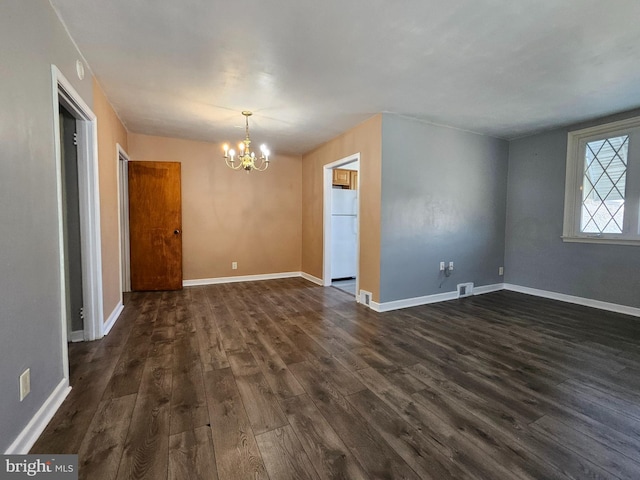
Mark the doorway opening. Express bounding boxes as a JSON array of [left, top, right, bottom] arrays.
[[59, 105, 85, 342], [52, 65, 104, 382], [323, 153, 360, 300], [118, 145, 131, 295]]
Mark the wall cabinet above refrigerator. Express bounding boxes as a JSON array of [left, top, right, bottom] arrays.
[[332, 169, 358, 190]]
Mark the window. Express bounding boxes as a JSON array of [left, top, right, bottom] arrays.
[[563, 116, 640, 245]]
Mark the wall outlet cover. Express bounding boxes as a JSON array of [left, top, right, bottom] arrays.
[[19, 368, 30, 402]]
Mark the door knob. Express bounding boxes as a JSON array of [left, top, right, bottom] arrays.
[[174, 229, 181, 235]]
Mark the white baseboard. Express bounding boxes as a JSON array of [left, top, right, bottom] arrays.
[[182, 271, 326, 288], [370, 282, 639, 316], [102, 302, 124, 336], [183, 271, 301, 287], [371, 291, 458, 312], [69, 330, 84, 343], [503, 283, 640, 318], [473, 283, 505, 295], [4, 379, 71, 454], [370, 282, 506, 313], [182, 273, 640, 319], [300, 272, 324, 286]]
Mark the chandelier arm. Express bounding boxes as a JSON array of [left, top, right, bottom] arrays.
[[225, 157, 244, 170], [253, 158, 269, 171]]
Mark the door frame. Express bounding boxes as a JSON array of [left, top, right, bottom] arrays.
[[117, 144, 131, 293], [52, 65, 104, 361], [322, 153, 361, 299]]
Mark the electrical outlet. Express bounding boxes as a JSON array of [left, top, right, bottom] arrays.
[[439, 261, 445, 271], [449, 261, 454, 271], [499, 266, 504, 276], [19, 368, 30, 402], [231, 262, 238, 270]]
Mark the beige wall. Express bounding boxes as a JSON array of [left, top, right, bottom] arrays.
[[94, 78, 128, 322], [301, 114, 382, 301], [128, 133, 302, 280]]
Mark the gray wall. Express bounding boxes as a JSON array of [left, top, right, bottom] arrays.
[[380, 114, 509, 303], [0, 1, 93, 451], [505, 112, 640, 308]]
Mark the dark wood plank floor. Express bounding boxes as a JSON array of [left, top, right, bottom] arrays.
[[31, 278, 640, 480]]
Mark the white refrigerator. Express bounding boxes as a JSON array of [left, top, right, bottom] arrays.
[[331, 189, 358, 279]]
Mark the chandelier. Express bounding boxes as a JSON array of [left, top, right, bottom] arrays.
[[223, 111, 270, 172]]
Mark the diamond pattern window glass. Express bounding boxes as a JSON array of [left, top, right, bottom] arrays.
[[580, 135, 628, 234], [563, 115, 640, 245]]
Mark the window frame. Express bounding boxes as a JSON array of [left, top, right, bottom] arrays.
[[562, 115, 640, 246]]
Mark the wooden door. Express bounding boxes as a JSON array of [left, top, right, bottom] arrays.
[[128, 161, 182, 291]]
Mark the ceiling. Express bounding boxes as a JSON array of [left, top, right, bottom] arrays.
[[49, 0, 640, 155]]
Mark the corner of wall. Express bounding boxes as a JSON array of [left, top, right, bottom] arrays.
[[93, 77, 129, 322], [300, 113, 383, 302]]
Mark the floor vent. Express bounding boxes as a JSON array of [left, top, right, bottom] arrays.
[[359, 290, 372, 306], [457, 282, 474, 298]]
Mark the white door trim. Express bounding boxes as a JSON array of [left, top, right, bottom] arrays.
[[322, 153, 361, 300], [117, 144, 131, 293], [52, 65, 104, 357]]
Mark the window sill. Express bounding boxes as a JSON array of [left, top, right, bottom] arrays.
[[561, 236, 640, 246]]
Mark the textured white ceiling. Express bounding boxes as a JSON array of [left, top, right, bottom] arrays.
[[50, 0, 640, 155]]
